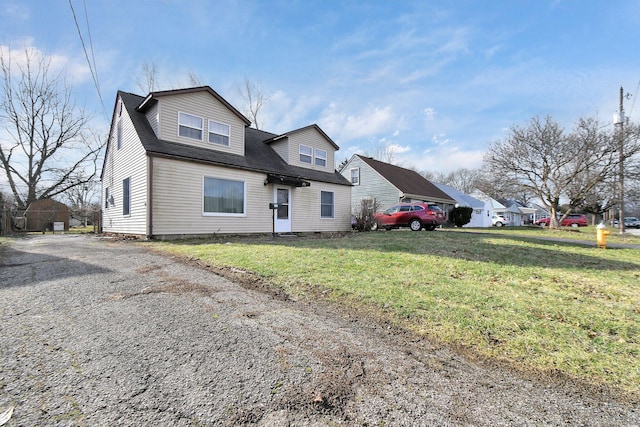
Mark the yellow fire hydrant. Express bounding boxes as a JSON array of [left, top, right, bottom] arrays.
[[596, 223, 610, 249]]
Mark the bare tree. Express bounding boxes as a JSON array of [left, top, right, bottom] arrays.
[[135, 60, 158, 93], [484, 116, 619, 228], [239, 77, 269, 130], [0, 47, 103, 210], [187, 72, 203, 87], [425, 168, 481, 193], [60, 178, 100, 226], [474, 168, 534, 203]]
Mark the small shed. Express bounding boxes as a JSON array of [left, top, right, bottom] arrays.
[[24, 199, 70, 232]]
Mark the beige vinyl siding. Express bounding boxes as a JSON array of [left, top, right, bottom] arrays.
[[287, 128, 335, 171], [291, 183, 351, 232], [156, 91, 245, 156], [150, 157, 351, 236], [341, 157, 401, 212], [145, 102, 159, 136], [151, 157, 274, 235], [269, 139, 290, 163], [102, 100, 148, 235]]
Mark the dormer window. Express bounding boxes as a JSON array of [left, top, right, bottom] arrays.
[[208, 120, 230, 146], [299, 145, 312, 164], [178, 112, 203, 140], [315, 148, 327, 167]]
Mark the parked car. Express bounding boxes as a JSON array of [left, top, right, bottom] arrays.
[[372, 203, 445, 231], [535, 214, 588, 228], [492, 214, 509, 227], [615, 217, 640, 228]]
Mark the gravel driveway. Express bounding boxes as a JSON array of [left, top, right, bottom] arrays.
[[1, 234, 638, 426]]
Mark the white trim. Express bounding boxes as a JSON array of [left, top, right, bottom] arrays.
[[314, 148, 327, 167], [350, 167, 360, 185], [208, 119, 230, 146], [178, 111, 203, 141], [320, 190, 334, 219], [274, 187, 292, 232], [299, 144, 312, 164], [116, 119, 122, 150], [122, 176, 131, 217], [202, 175, 247, 217]]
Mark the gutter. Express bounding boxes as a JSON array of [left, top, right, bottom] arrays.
[[147, 155, 153, 239]]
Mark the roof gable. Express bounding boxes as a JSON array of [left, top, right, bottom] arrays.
[[136, 86, 251, 126], [265, 124, 339, 150], [358, 155, 454, 202], [105, 90, 350, 187]]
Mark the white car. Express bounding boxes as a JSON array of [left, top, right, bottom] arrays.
[[492, 214, 509, 227]]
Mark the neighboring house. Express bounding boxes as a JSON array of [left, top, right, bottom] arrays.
[[433, 183, 486, 227], [24, 199, 69, 232], [529, 203, 550, 221], [101, 86, 352, 239], [339, 154, 455, 214], [469, 190, 508, 227], [500, 199, 538, 226]]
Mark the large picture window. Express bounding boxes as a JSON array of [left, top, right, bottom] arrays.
[[178, 112, 203, 140], [321, 191, 334, 218], [203, 177, 245, 215], [122, 178, 130, 216], [299, 145, 312, 164], [208, 120, 230, 146]]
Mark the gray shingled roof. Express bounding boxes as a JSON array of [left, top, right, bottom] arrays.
[[357, 155, 455, 202], [434, 182, 484, 208], [114, 90, 351, 187]]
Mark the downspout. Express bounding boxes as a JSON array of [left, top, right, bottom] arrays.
[[147, 155, 153, 239]]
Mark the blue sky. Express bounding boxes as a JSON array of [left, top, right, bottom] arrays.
[[2, 0, 640, 174]]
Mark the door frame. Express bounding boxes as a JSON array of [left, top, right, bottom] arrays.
[[273, 187, 291, 233]]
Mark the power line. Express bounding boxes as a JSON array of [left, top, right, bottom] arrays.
[[83, 0, 101, 100], [68, 0, 108, 122]]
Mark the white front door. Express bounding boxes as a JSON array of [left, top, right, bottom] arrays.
[[274, 187, 291, 233]]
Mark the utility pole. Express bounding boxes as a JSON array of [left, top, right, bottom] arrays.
[[615, 86, 629, 234]]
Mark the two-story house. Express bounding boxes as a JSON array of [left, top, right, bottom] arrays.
[[101, 86, 352, 239]]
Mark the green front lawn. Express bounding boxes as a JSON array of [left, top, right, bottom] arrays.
[[149, 229, 640, 398]]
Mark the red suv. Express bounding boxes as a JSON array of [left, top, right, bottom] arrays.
[[372, 203, 445, 231], [535, 214, 588, 228]]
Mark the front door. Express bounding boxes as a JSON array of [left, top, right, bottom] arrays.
[[274, 187, 291, 233]]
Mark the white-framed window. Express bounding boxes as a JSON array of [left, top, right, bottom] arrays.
[[350, 168, 360, 185], [104, 187, 110, 209], [299, 145, 312, 164], [178, 112, 203, 140], [208, 120, 230, 146], [315, 148, 327, 167], [203, 176, 245, 216], [321, 191, 334, 218], [116, 119, 122, 150], [122, 177, 131, 216]]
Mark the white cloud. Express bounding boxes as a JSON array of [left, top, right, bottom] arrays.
[[319, 102, 398, 142], [261, 90, 324, 133], [423, 108, 437, 120], [0, 42, 91, 85], [399, 145, 485, 174], [431, 133, 452, 146], [383, 142, 411, 154]]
